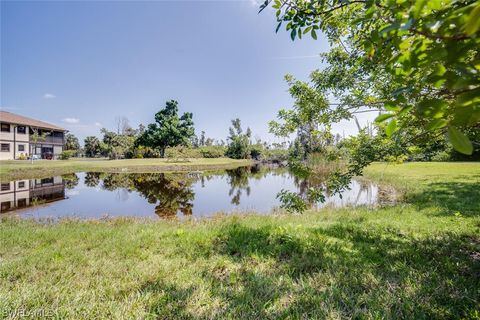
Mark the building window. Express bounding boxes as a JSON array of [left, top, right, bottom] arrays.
[[18, 144, 25, 152], [0, 123, 10, 132], [1, 144, 10, 152], [18, 181, 25, 188], [1, 183, 10, 191], [41, 177, 54, 185], [17, 126, 26, 134]]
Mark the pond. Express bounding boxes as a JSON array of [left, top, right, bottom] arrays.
[[0, 165, 385, 220]]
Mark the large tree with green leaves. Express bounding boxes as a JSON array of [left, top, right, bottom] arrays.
[[137, 100, 195, 157], [64, 133, 80, 153], [225, 118, 253, 159], [261, 0, 479, 154], [260, 0, 479, 211], [84, 136, 101, 158]]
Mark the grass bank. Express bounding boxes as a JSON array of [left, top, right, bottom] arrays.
[[0, 162, 479, 319], [0, 158, 252, 181]]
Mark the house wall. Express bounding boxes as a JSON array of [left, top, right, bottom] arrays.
[[0, 122, 64, 160], [0, 124, 31, 160]]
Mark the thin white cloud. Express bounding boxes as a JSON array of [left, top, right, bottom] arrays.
[[62, 118, 80, 124], [43, 93, 56, 99], [95, 122, 102, 127]]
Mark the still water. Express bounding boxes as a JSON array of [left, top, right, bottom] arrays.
[[0, 165, 382, 220]]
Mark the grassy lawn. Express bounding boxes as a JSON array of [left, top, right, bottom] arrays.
[[0, 158, 252, 181], [0, 162, 479, 319]]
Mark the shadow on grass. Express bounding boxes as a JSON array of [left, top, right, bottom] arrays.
[[201, 223, 480, 319], [408, 180, 480, 216], [138, 279, 196, 319]]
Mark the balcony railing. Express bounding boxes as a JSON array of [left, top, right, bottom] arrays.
[[29, 136, 64, 144]]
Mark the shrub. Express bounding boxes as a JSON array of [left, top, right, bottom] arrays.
[[17, 153, 27, 160], [225, 136, 250, 159], [59, 150, 76, 160], [249, 144, 263, 160], [199, 146, 225, 158], [263, 148, 289, 162], [431, 150, 451, 162], [165, 146, 202, 159]]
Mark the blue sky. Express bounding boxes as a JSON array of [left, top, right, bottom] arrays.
[[1, 0, 370, 143]]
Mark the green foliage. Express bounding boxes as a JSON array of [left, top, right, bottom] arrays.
[[261, 0, 479, 155], [59, 150, 76, 160], [137, 100, 195, 157], [64, 133, 80, 153], [199, 145, 226, 158], [249, 144, 263, 160], [225, 119, 252, 159], [84, 136, 101, 158], [100, 130, 136, 160], [270, 75, 333, 159], [17, 153, 27, 160], [263, 148, 289, 162], [165, 146, 202, 159], [276, 189, 307, 213]]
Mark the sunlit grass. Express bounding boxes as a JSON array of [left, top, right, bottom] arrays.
[[0, 162, 479, 319], [0, 158, 252, 181]]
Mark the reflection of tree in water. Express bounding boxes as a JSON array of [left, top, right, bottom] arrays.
[[131, 174, 195, 218], [293, 173, 376, 206], [102, 174, 134, 191], [225, 167, 252, 205], [62, 173, 79, 189], [84, 172, 102, 187], [222, 164, 285, 205], [84, 172, 196, 218]]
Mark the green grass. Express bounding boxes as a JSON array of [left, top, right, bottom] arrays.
[[0, 158, 252, 181], [0, 162, 479, 319]]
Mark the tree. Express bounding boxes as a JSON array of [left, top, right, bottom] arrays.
[[64, 133, 80, 153], [225, 118, 252, 159], [259, 0, 480, 211], [84, 136, 101, 158], [261, 0, 479, 155], [115, 116, 132, 135], [269, 74, 333, 159], [137, 100, 195, 157], [30, 128, 49, 163], [199, 131, 206, 146]]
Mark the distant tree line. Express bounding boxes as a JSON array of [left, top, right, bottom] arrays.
[[62, 100, 290, 161]]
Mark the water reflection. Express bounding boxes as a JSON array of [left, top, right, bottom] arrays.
[[0, 165, 387, 220], [0, 177, 66, 213]]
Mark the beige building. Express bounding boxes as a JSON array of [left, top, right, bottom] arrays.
[[0, 111, 66, 160]]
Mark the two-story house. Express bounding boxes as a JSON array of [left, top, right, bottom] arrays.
[[0, 111, 66, 160]]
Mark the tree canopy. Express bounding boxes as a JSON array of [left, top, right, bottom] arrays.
[[137, 100, 195, 157], [261, 0, 479, 154], [225, 118, 253, 159]]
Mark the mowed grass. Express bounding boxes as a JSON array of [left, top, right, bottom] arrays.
[[0, 158, 252, 181], [0, 162, 479, 319]]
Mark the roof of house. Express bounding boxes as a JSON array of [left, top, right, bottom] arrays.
[[0, 111, 66, 131]]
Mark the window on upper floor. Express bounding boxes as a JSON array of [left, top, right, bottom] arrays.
[[18, 181, 25, 188], [1, 123, 10, 132], [17, 126, 26, 134], [1, 144, 10, 152], [1, 183, 10, 191]]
